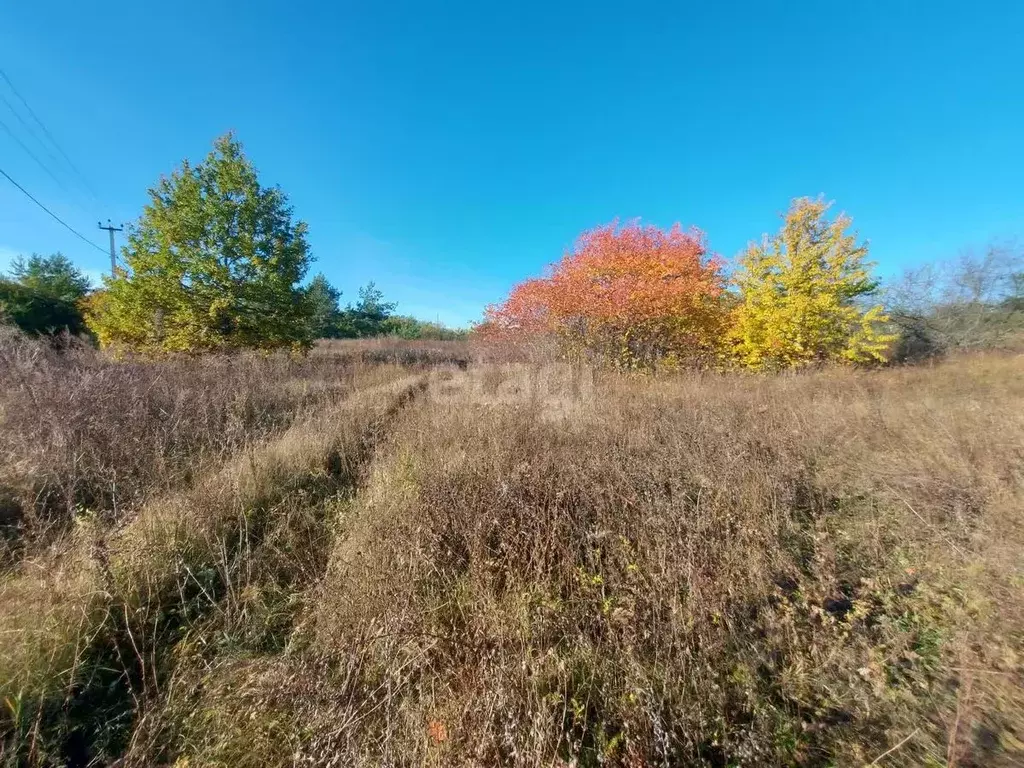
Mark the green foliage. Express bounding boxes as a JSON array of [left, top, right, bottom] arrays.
[[9, 253, 91, 302], [0, 280, 87, 337], [730, 197, 895, 369], [305, 273, 343, 339], [85, 133, 315, 352], [300, 277, 465, 340], [380, 315, 467, 340], [0, 253, 90, 337], [334, 282, 398, 338]]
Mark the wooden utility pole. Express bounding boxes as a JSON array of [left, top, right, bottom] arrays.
[[97, 219, 123, 277]]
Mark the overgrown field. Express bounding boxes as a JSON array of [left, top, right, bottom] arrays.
[[1, 334, 1022, 767]]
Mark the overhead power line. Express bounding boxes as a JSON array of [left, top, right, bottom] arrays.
[[0, 165, 108, 256], [0, 113, 76, 198], [0, 67, 100, 203], [0, 91, 67, 176]]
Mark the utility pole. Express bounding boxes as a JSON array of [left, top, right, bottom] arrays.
[[97, 219, 123, 277]]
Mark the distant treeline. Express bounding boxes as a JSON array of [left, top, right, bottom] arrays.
[[885, 247, 1023, 361], [0, 135, 465, 350], [306, 278, 466, 341], [1, 132, 1018, 362], [0, 256, 466, 346]]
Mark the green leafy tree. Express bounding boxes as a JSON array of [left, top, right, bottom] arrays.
[[353, 282, 397, 324], [305, 273, 343, 338], [9, 253, 91, 302], [0, 253, 91, 337], [85, 134, 314, 352], [336, 282, 398, 337], [730, 198, 894, 369], [381, 315, 468, 340], [0, 282, 87, 337]]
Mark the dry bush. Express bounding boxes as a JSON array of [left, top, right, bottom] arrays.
[[161, 355, 1023, 767], [314, 335, 574, 367], [887, 243, 1024, 360]]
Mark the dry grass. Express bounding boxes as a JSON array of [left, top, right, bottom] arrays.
[[1, 369, 430, 764], [2, 342, 1023, 766], [0, 330, 434, 765], [313, 337, 475, 367], [0, 328, 406, 553]]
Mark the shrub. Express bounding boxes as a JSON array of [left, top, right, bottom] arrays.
[[483, 221, 728, 367], [0, 280, 87, 338]]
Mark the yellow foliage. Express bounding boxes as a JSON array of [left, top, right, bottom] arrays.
[[729, 197, 896, 370]]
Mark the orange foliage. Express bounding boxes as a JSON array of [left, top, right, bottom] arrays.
[[482, 221, 727, 366]]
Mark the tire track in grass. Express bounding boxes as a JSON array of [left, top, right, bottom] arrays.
[[132, 369, 464, 767], [1, 373, 430, 767]]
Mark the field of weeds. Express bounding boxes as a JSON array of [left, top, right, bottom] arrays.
[[1, 334, 1022, 767]]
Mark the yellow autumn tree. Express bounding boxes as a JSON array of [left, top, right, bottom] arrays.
[[730, 197, 894, 370]]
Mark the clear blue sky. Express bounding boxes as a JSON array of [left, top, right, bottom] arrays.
[[1, 1, 1022, 327]]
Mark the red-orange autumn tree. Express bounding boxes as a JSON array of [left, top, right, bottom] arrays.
[[481, 221, 728, 366]]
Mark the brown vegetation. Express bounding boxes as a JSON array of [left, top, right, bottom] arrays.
[[0, 329, 451, 553], [1, 331, 1022, 767]]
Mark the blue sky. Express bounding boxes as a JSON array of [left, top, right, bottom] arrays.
[[1, 1, 1022, 327]]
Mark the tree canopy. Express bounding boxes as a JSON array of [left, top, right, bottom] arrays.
[[305, 273, 343, 339], [9, 253, 91, 302], [480, 200, 903, 369], [483, 221, 728, 366], [886, 243, 1024, 360], [85, 133, 315, 352], [0, 253, 91, 338], [729, 198, 894, 369], [334, 282, 399, 338]]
